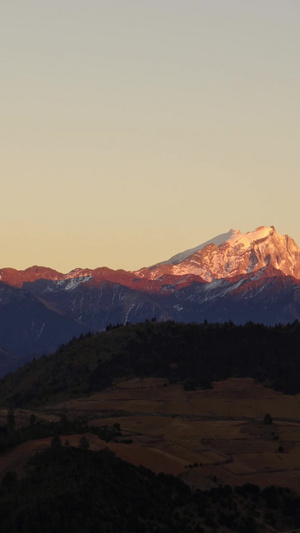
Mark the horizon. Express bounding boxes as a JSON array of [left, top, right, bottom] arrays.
[[0, 223, 298, 274], [2, 1, 300, 272]]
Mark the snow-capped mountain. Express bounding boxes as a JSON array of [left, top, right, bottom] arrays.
[[1, 225, 300, 374], [2, 225, 299, 288], [135, 226, 300, 282]]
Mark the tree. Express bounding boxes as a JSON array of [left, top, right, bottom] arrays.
[[7, 407, 16, 432], [51, 435, 62, 450], [79, 436, 89, 451], [1, 470, 18, 490], [264, 413, 273, 425]]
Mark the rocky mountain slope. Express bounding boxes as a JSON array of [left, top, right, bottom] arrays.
[[135, 226, 300, 281], [1, 225, 300, 372]]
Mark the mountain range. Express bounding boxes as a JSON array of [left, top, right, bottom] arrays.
[[1, 225, 300, 374]]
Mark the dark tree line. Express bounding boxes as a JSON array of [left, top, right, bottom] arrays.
[[1, 445, 300, 532], [2, 320, 300, 407]]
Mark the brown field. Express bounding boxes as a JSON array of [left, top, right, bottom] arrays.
[[53, 376, 300, 419], [3, 377, 300, 494], [43, 377, 300, 492], [0, 408, 59, 428]]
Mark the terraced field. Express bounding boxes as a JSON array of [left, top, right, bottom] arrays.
[[39, 377, 300, 493]]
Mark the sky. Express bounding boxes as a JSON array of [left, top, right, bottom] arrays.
[[1, 0, 300, 272]]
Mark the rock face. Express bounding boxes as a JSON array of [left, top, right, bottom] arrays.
[[2, 226, 300, 287], [135, 226, 300, 282], [0, 266, 64, 288], [1, 225, 300, 372]]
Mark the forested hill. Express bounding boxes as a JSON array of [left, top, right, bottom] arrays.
[[1, 320, 300, 407], [2, 444, 300, 533]]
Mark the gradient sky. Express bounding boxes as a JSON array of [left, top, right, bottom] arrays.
[[1, 1, 300, 272]]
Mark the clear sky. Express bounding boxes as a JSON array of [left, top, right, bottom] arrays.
[[1, 1, 300, 272]]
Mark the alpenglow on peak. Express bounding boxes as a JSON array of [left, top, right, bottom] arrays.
[[134, 226, 300, 282]]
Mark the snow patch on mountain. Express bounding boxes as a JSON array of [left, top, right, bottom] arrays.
[[162, 226, 275, 267], [56, 276, 93, 292], [134, 226, 300, 283], [157, 229, 240, 266]]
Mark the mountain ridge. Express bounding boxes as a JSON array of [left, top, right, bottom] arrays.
[[135, 226, 300, 282], [2, 225, 300, 288], [1, 225, 300, 372]]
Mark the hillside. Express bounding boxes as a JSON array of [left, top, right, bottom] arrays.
[[2, 320, 300, 408], [2, 444, 300, 532], [2, 322, 300, 530]]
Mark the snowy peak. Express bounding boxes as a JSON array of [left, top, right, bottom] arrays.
[[135, 226, 300, 282], [158, 229, 240, 266], [164, 226, 276, 265], [1, 226, 300, 291], [221, 225, 273, 248]]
